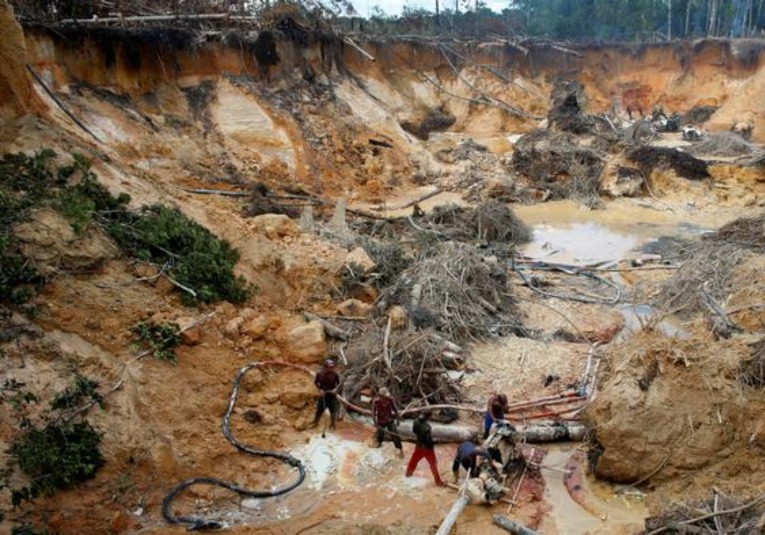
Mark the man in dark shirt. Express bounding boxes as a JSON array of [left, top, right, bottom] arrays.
[[372, 387, 403, 458], [451, 440, 491, 482], [483, 393, 509, 439], [405, 411, 444, 486], [312, 358, 340, 429]]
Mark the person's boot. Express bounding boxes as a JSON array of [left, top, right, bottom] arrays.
[[396, 448, 404, 459]]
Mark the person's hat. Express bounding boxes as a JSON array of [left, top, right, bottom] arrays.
[[324, 358, 335, 367], [379, 387, 391, 397]]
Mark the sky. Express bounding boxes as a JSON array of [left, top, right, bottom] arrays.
[[350, 0, 510, 17]]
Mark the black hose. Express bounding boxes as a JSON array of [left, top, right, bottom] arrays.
[[162, 362, 306, 531]]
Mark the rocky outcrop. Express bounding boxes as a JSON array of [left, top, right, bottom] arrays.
[[12, 209, 119, 276]]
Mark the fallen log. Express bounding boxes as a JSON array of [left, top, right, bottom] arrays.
[[350, 417, 585, 444], [395, 420, 479, 444], [435, 494, 470, 535], [303, 312, 350, 341], [492, 515, 539, 535], [514, 422, 587, 443]]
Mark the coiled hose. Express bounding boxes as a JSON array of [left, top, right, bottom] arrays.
[[162, 361, 307, 531]]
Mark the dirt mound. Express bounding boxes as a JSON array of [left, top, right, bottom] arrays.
[[400, 105, 456, 140], [627, 146, 710, 181], [586, 330, 758, 485], [12, 208, 119, 277], [511, 129, 605, 200]]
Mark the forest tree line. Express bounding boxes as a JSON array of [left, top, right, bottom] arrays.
[[9, 0, 765, 41]]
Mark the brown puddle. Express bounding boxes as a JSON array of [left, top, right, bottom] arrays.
[[541, 446, 647, 535], [516, 199, 709, 264]]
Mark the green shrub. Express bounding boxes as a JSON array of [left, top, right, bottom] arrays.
[[108, 205, 253, 304], [10, 421, 103, 507], [131, 320, 182, 364], [50, 375, 103, 411], [0, 149, 251, 306]]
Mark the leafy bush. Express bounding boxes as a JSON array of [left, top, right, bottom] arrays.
[[0, 149, 251, 305], [131, 320, 182, 364], [50, 375, 103, 411], [107, 205, 253, 304], [10, 421, 103, 507]]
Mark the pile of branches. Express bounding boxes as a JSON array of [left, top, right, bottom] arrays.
[[642, 492, 765, 534], [511, 129, 605, 200], [343, 327, 463, 411], [419, 201, 531, 244], [379, 243, 524, 343], [689, 132, 760, 158], [655, 241, 746, 317], [706, 212, 765, 252], [655, 214, 765, 319]]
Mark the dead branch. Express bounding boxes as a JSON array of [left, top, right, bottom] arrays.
[[26, 65, 102, 143], [304, 312, 351, 341], [183, 188, 250, 197]]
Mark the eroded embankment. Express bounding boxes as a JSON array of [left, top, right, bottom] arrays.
[[3, 7, 765, 534]]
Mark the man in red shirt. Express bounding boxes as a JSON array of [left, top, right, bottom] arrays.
[[372, 387, 403, 458], [312, 359, 341, 429]]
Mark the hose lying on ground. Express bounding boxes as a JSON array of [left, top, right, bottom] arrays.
[[162, 361, 307, 531]]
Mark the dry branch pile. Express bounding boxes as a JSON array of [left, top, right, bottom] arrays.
[[379, 243, 523, 343], [420, 201, 531, 244], [707, 213, 765, 251], [343, 327, 463, 412], [511, 129, 605, 200], [642, 492, 765, 535], [655, 241, 746, 317], [653, 214, 765, 318], [689, 132, 760, 158]]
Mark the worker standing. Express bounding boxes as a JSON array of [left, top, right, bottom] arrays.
[[312, 358, 341, 430], [372, 387, 404, 458], [405, 411, 444, 486], [483, 392, 509, 439]]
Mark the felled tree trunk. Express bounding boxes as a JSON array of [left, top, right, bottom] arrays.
[[492, 514, 539, 535], [435, 494, 469, 535]]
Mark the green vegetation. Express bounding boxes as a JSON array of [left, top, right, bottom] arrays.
[[0, 150, 252, 306], [9, 421, 103, 508], [0, 379, 38, 412], [50, 375, 104, 411], [108, 205, 253, 304], [131, 320, 182, 364], [356, 0, 760, 42]]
